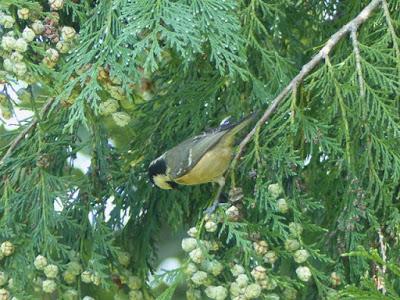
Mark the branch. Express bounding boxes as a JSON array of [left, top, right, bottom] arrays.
[[381, 0, 400, 60], [233, 0, 382, 163], [350, 28, 366, 98], [0, 98, 55, 166]]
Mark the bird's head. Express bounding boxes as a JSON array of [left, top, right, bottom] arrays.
[[148, 157, 178, 190]]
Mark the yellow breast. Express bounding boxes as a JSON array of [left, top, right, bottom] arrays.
[[175, 146, 232, 185]]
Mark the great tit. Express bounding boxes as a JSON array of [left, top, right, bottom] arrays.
[[148, 114, 254, 190]]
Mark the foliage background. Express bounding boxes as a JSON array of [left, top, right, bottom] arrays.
[[0, 0, 399, 299]]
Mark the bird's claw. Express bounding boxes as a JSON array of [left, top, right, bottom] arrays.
[[203, 199, 219, 216]]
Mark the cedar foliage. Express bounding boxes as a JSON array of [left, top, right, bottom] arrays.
[[0, 0, 399, 299]]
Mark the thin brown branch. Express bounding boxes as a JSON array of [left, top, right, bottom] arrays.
[[233, 0, 382, 163], [0, 98, 55, 166]]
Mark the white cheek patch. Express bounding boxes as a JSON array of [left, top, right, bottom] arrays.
[[153, 174, 173, 190]]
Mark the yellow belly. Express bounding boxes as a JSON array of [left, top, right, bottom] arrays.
[[175, 147, 232, 185]]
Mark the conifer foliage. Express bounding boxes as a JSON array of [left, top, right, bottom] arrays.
[[0, 0, 399, 299]]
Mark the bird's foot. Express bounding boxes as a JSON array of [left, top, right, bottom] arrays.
[[203, 193, 227, 216], [203, 200, 219, 216], [204, 176, 226, 216]]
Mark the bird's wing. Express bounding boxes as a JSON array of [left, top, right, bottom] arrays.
[[165, 129, 228, 179], [164, 114, 255, 179]]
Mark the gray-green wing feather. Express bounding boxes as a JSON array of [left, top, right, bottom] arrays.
[[165, 130, 228, 179]]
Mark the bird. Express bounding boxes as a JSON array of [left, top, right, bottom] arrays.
[[148, 114, 255, 193]]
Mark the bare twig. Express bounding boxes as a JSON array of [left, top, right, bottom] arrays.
[[0, 98, 55, 166], [233, 0, 382, 163]]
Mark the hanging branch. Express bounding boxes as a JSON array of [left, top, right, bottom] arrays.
[[350, 28, 366, 98], [233, 0, 383, 163], [381, 0, 400, 60], [0, 97, 55, 166]]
